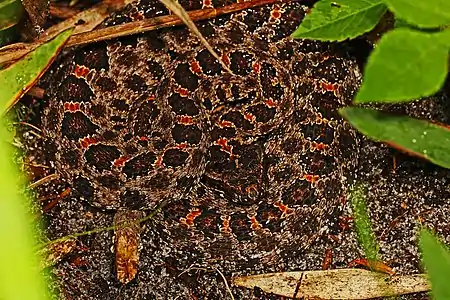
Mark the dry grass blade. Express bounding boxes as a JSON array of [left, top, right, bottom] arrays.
[[28, 173, 59, 189], [158, 0, 233, 74], [0, 0, 282, 65], [232, 269, 430, 299]]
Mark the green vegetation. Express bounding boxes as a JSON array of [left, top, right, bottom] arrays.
[[420, 230, 450, 299], [0, 28, 73, 113], [0, 120, 50, 300], [0, 29, 72, 300], [340, 107, 450, 169], [349, 184, 379, 262], [355, 29, 450, 102], [291, 0, 386, 41], [0, 0, 23, 46]]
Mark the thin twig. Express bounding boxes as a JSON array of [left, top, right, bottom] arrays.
[[14, 121, 43, 132], [214, 267, 235, 300], [28, 173, 59, 189], [23, 162, 50, 169]]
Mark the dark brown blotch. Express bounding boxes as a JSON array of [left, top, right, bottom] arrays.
[[168, 93, 200, 116], [162, 149, 189, 168], [61, 112, 99, 140], [123, 152, 157, 178], [171, 124, 202, 144], [84, 144, 121, 171], [174, 63, 199, 91], [58, 75, 93, 102]]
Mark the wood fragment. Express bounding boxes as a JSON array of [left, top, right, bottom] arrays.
[[233, 269, 430, 299], [114, 210, 143, 284]]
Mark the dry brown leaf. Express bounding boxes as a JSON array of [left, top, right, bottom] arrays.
[[233, 269, 430, 299], [114, 210, 143, 284], [39, 239, 76, 269], [158, 0, 233, 74]]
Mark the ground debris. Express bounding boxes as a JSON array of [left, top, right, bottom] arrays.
[[114, 210, 143, 284]]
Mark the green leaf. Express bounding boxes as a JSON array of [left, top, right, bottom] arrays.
[[350, 183, 379, 261], [291, 0, 387, 41], [0, 0, 23, 30], [419, 229, 450, 300], [0, 28, 73, 113], [383, 0, 450, 28], [355, 28, 450, 103], [339, 107, 450, 169], [0, 117, 51, 300]]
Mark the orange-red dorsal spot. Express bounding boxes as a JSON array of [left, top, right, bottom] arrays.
[[154, 155, 163, 167], [189, 60, 202, 74], [220, 215, 231, 234], [216, 138, 232, 153], [264, 98, 277, 108], [74, 65, 89, 79], [175, 143, 187, 149], [147, 95, 155, 101], [60, 187, 72, 198], [80, 137, 97, 148], [244, 113, 256, 122], [320, 81, 337, 92], [113, 156, 130, 167], [249, 216, 262, 230], [269, 5, 282, 22], [311, 142, 328, 152], [181, 208, 202, 227], [177, 115, 194, 125], [176, 87, 189, 97], [218, 120, 233, 128], [139, 136, 149, 141], [304, 174, 320, 183], [202, 0, 213, 8], [221, 53, 230, 67], [252, 62, 261, 74], [273, 201, 293, 216], [64, 102, 81, 112], [270, 9, 281, 20]]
